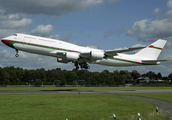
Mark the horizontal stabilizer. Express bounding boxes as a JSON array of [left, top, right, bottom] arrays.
[[142, 60, 169, 64], [105, 46, 146, 56]]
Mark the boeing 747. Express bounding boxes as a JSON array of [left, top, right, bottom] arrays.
[[1, 33, 168, 69]]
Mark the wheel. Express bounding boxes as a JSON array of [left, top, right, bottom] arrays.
[[85, 65, 90, 69], [15, 54, 19, 57], [76, 66, 79, 70]]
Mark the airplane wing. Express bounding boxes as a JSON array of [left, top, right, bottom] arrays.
[[80, 46, 146, 58], [104, 46, 146, 57], [142, 60, 169, 64]]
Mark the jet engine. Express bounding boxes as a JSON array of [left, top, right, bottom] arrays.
[[57, 52, 80, 63], [65, 52, 80, 62], [90, 51, 105, 59]]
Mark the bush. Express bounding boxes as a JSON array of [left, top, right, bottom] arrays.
[[34, 79, 42, 87], [59, 79, 67, 86]]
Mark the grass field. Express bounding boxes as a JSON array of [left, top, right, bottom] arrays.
[[117, 93, 172, 103], [0, 86, 171, 120], [0, 93, 169, 120]]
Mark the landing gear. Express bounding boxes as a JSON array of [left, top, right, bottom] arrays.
[[74, 62, 90, 70], [80, 62, 90, 69], [74, 62, 79, 70], [15, 49, 19, 57]]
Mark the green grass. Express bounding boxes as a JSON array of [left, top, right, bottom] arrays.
[[0, 93, 169, 120], [0, 87, 171, 119], [117, 93, 172, 103]]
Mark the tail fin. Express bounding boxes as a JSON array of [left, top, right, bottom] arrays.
[[135, 39, 167, 60]]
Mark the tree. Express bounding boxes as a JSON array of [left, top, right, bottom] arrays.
[[35, 79, 42, 86], [157, 73, 162, 79], [0, 66, 167, 85], [113, 74, 126, 85], [60, 79, 67, 86], [2, 71, 10, 85], [168, 73, 172, 80], [67, 71, 78, 83], [131, 70, 140, 80]]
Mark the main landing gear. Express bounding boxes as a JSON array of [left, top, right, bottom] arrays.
[[15, 49, 19, 57], [74, 62, 90, 70]]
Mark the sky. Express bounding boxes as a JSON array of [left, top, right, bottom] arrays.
[[0, 0, 172, 76]]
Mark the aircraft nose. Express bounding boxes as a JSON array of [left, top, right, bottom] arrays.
[[1, 39, 6, 44], [1, 38, 14, 48]]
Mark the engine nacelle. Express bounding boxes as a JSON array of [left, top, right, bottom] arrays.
[[65, 52, 80, 62], [57, 58, 68, 63], [90, 51, 105, 59]]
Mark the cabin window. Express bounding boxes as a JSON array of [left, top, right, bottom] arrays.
[[24, 36, 36, 39], [13, 34, 17, 36], [39, 39, 56, 43]]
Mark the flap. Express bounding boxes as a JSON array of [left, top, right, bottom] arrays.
[[142, 59, 169, 63]]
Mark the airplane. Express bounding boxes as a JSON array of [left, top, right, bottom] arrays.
[[1, 33, 168, 69]]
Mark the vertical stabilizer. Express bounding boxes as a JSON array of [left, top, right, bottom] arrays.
[[135, 39, 167, 60]]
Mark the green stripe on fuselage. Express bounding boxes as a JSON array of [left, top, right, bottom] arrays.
[[107, 57, 142, 65], [11, 41, 77, 53]]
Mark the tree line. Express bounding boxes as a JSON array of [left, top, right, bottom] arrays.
[[0, 66, 171, 86]]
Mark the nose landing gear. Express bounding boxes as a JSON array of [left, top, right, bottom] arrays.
[[15, 49, 19, 57]]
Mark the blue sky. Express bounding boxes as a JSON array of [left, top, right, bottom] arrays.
[[0, 0, 172, 76]]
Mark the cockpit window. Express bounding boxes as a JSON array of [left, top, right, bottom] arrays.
[[13, 34, 17, 36]]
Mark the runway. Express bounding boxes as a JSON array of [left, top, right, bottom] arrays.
[[0, 89, 172, 94]]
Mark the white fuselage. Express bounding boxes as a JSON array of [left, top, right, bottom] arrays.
[[1, 33, 161, 68]]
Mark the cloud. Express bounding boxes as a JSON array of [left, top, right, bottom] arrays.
[[159, 49, 172, 60], [0, 13, 33, 43], [127, 0, 172, 42], [0, 0, 103, 16], [153, 8, 163, 16], [115, 26, 128, 36], [31, 24, 55, 37], [61, 33, 72, 41], [104, 26, 127, 38], [104, 30, 115, 38], [131, 44, 146, 48], [167, 0, 172, 8], [127, 18, 172, 42], [49, 33, 72, 41], [0, 18, 33, 29], [50, 34, 61, 40], [0, 49, 74, 70], [0, 14, 55, 41]]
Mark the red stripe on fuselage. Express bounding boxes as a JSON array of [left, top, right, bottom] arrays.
[[1, 39, 15, 48], [1, 39, 79, 53]]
